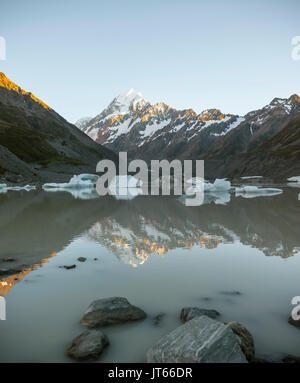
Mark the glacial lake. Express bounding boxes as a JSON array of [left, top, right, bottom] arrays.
[[0, 186, 300, 363]]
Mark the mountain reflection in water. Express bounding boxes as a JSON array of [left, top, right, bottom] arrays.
[[0, 188, 299, 295]]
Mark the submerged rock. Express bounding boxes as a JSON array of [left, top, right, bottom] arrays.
[[77, 257, 87, 262], [63, 265, 76, 270], [80, 297, 147, 328], [288, 316, 300, 329], [2, 257, 16, 262], [153, 313, 165, 326], [180, 307, 220, 323], [66, 329, 109, 361], [146, 316, 247, 363], [227, 322, 255, 362]]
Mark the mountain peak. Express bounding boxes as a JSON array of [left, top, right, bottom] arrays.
[[108, 89, 148, 115], [0, 72, 52, 110], [199, 108, 225, 122]]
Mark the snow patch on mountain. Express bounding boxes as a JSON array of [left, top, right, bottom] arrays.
[[140, 119, 171, 139], [211, 117, 245, 136]]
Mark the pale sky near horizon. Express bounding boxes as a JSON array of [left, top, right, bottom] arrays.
[[0, 0, 300, 123]]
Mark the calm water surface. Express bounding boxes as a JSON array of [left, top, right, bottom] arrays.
[[0, 187, 299, 362]]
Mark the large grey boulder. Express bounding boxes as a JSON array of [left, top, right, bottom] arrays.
[[80, 297, 147, 328], [146, 316, 247, 363], [66, 329, 109, 361], [180, 307, 220, 323]]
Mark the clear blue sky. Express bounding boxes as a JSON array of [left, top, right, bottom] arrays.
[[0, 0, 299, 122]]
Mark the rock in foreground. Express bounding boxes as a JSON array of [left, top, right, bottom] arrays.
[[80, 297, 147, 328], [66, 329, 109, 361], [146, 316, 247, 363], [180, 307, 220, 323]]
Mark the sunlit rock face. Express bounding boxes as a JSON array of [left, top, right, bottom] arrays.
[[0, 72, 52, 111], [0, 72, 117, 183]]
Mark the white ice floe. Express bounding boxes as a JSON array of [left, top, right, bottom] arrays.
[[235, 186, 283, 198], [108, 175, 143, 200], [240, 176, 263, 180], [0, 184, 36, 193], [109, 175, 143, 190], [287, 183, 300, 189], [43, 174, 98, 191], [183, 178, 232, 206], [287, 176, 300, 183], [186, 178, 231, 193]]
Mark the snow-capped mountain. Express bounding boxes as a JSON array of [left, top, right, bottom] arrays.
[[76, 88, 244, 161], [76, 91, 300, 178], [205, 95, 300, 159]]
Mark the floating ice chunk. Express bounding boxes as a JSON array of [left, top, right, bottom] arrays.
[[287, 182, 300, 189], [0, 184, 7, 194], [214, 192, 231, 205], [109, 175, 143, 189], [235, 185, 283, 198], [186, 177, 205, 184], [43, 174, 98, 190], [0, 184, 36, 192], [212, 178, 231, 191], [287, 176, 300, 183], [108, 175, 143, 200], [240, 176, 263, 180], [113, 188, 144, 200], [186, 178, 231, 193], [7, 185, 36, 191]]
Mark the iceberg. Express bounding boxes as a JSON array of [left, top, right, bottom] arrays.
[[182, 178, 231, 206], [235, 186, 283, 198], [287, 176, 300, 183], [43, 174, 98, 191], [287, 182, 300, 189], [108, 175, 143, 200], [186, 178, 231, 194], [108, 175, 143, 190], [240, 176, 263, 180], [0, 184, 36, 193]]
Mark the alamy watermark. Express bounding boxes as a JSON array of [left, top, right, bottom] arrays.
[[291, 296, 300, 321], [0, 296, 6, 320], [96, 152, 205, 206], [0, 36, 6, 61], [291, 36, 300, 61]]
